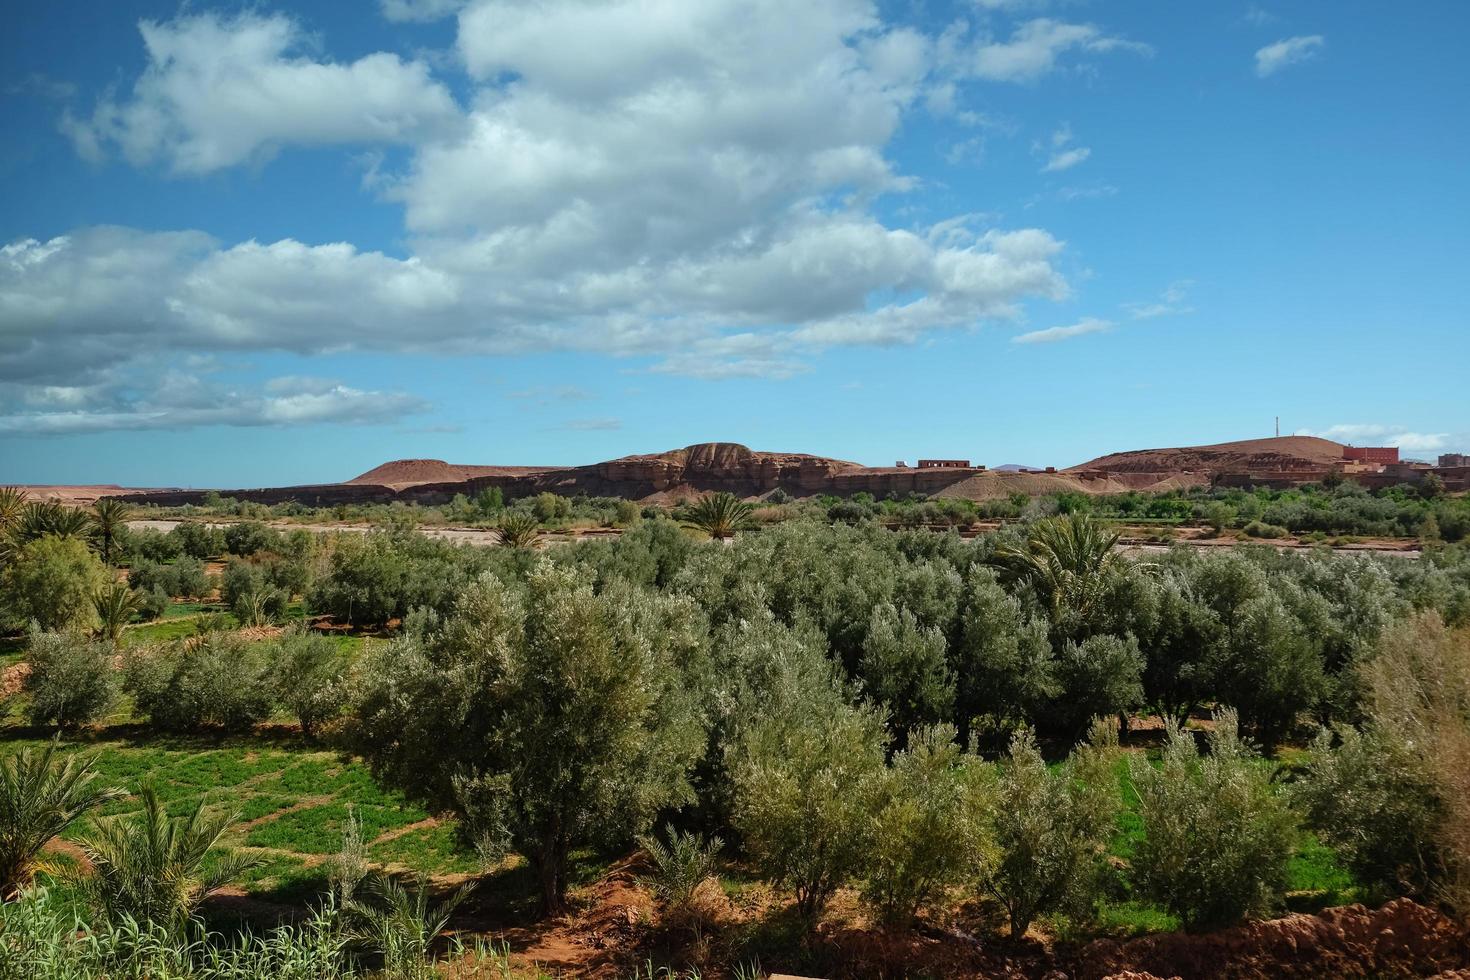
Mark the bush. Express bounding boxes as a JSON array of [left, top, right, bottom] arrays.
[[1, 536, 109, 632], [726, 678, 882, 922], [1051, 633, 1145, 738], [170, 521, 224, 559], [982, 718, 1120, 937], [24, 630, 118, 729], [171, 557, 211, 600], [351, 563, 707, 914], [1293, 724, 1441, 900], [272, 627, 349, 737], [862, 726, 990, 929], [531, 493, 571, 522], [859, 603, 954, 743], [1130, 710, 1297, 929], [223, 520, 280, 557], [1214, 593, 1326, 749], [123, 634, 277, 732], [1359, 612, 1470, 913], [637, 824, 723, 933], [222, 559, 287, 625], [1243, 521, 1288, 540], [136, 586, 169, 622]]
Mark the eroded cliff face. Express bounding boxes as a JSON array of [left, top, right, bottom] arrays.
[[114, 443, 982, 506]]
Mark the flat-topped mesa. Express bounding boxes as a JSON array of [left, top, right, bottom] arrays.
[[594, 442, 864, 493]]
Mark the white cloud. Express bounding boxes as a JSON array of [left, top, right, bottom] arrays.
[[1254, 35, 1325, 77], [1123, 279, 1194, 319], [18, 1, 1105, 394], [0, 372, 427, 434], [1011, 316, 1111, 344], [1295, 424, 1450, 453], [379, 0, 468, 21], [1037, 123, 1090, 172], [1243, 5, 1279, 27], [62, 12, 460, 174], [949, 18, 1152, 84], [1042, 146, 1090, 172]]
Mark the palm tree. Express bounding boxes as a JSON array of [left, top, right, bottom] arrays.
[[347, 872, 475, 978], [16, 501, 93, 543], [0, 486, 26, 536], [683, 492, 755, 540], [0, 740, 125, 898], [92, 498, 131, 565], [74, 784, 260, 930], [987, 513, 1121, 620], [496, 510, 540, 550], [93, 583, 142, 643]]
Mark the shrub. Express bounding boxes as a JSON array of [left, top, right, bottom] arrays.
[[1292, 724, 1441, 900], [1360, 612, 1470, 914], [1243, 521, 1288, 540], [171, 556, 212, 600], [124, 634, 277, 732], [731, 683, 888, 925], [222, 559, 287, 625], [0, 742, 124, 898], [861, 726, 990, 929], [272, 627, 349, 737], [953, 569, 1057, 744], [1051, 633, 1145, 737], [1130, 710, 1297, 929], [496, 511, 540, 550], [2, 536, 110, 633], [223, 520, 280, 557], [859, 603, 954, 743], [1214, 593, 1326, 749], [351, 563, 707, 914], [171, 521, 223, 559], [136, 585, 169, 621], [637, 824, 723, 932], [982, 718, 1121, 937], [74, 784, 258, 931], [24, 630, 118, 729], [614, 499, 642, 527], [531, 492, 571, 522]]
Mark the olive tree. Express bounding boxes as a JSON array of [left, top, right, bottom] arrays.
[[861, 725, 991, 929], [859, 602, 954, 745], [1130, 710, 1296, 929], [982, 718, 1121, 937], [350, 562, 708, 914], [23, 630, 118, 730], [728, 652, 888, 926]]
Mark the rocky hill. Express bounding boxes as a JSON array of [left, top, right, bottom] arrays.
[[1071, 435, 1345, 476], [347, 459, 554, 489]]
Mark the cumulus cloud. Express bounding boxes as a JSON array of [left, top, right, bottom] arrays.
[[1295, 424, 1450, 453], [0, 372, 428, 434], [62, 12, 459, 174], [948, 18, 1152, 84], [1011, 316, 1111, 344], [14, 0, 1125, 399], [1254, 35, 1325, 77]]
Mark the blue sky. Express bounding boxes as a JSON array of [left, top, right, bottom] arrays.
[[1, 0, 1466, 487]]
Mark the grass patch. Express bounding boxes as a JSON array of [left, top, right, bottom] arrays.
[[369, 822, 479, 875], [246, 801, 429, 854]]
